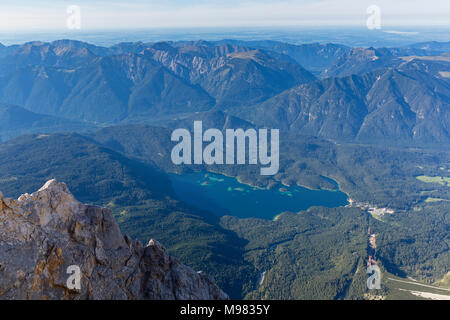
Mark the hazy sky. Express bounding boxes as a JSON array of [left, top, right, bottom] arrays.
[[0, 0, 448, 31]]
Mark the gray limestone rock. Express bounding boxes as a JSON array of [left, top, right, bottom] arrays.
[[0, 180, 228, 300]]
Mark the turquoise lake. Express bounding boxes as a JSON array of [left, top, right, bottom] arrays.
[[169, 172, 349, 220]]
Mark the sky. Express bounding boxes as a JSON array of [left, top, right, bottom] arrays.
[[0, 0, 448, 31]]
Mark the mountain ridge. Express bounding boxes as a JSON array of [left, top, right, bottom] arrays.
[[237, 59, 450, 145]]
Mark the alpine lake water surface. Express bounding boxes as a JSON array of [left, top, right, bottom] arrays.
[[169, 172, 349, 220]]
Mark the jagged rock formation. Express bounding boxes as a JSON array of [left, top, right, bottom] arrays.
[[0, 180, 228, 300]]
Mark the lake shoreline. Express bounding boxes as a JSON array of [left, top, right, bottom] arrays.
[[168, 171, 349, 220]]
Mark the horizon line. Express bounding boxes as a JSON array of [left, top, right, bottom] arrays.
[[2, 24, 450, 32]]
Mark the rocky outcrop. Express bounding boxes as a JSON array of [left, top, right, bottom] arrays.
[[0, 180, 228, 300]]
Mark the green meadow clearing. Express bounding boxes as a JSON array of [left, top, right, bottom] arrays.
[[416, 175, 450, 187]]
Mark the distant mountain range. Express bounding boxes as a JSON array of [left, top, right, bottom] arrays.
[[0, 103, 94, 142], [0, 37, 448, 300], [0, 39, 448, 145], [0, 179, 228, 300]]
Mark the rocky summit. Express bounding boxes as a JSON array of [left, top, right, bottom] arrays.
[[0, 179, 228, 300]]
